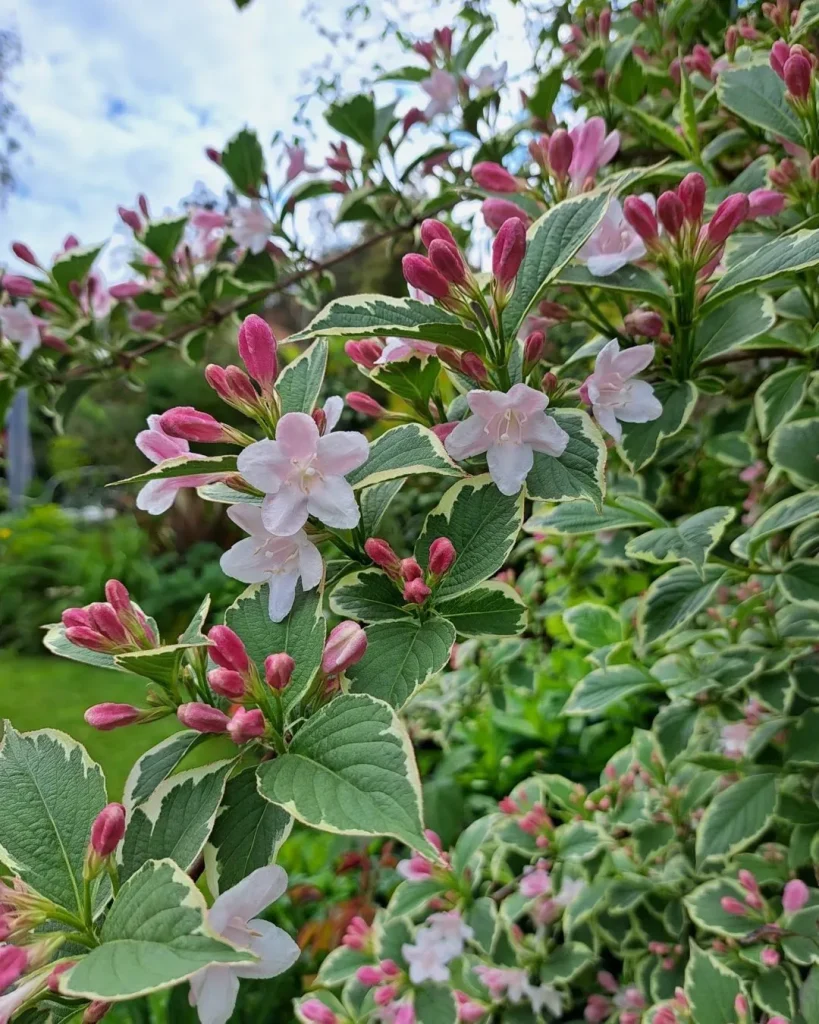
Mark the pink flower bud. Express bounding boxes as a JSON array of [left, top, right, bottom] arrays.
[[420, 219, 458, 250], [346, 392, 386, 418], [623, 196, 659, 243], [130, 310, 162, 332], [83, 1002, 113, 1024], [118, 207, 142, 233], [401, 254, 451, 300], [85, 703, 142, 731], [205, 147, 222, 165], [237, 314, 278, 390], [623, 310, 663, 337], [47, 962, 75, 992], [109, 281, 145, 300], [207, 625, 250, 674], [599, 7, 611, 37], [300, 1000, 338, 1024], [492, 218, 527, 286], [761, 946, 780, 967], [428, 239, 469, 286], [365, 538, 401, 572], [473, 161, 519, 193], [783, 878, 809, 913], [432, 422, 458, 442], [548, 129, 574, 179], [87, 602, 130, 645], [103, 580, 131, 617], [158, 407, 226, 443], [62, 607, 93, 630], [380, 959, 400, 977], [747, 188, 785, 218], [402, 107, 426, 132], [375, 985, 398, 1007], [0, 945, 27, 991], [652, 1010, 676, 1024], [2, 275, 34, 297], [356, 965, 383, 986], [265, 652, 295, 691], [11, 242, 40, 267], [657, 191, 684, 236], [482, 198, 530, 232], [227, 707, 266, 744], [785, 53, 812, 100], [734, 995, 749, 1017], [770, 39, 790, 79], [461, 351, 488, 382], [322, 621, 368, 675], [208, 668, 246, 699], [523, 330, 545, 366], [720, 897, 748, 916], [65, 626, 112, 652], [344, 339, 383, 369], [177, 703, 230, 734], [428, 537, 456, 576], [403, 578, 431, 604], [90, 803, 126, 856], [706, 193, 749, 245]]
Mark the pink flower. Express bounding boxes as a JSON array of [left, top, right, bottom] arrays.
[[568, 117, 620, 192], [189, 865, 299, 1024], [134, 415, 217, 515], [747, 189, 785, 219], [230, 201, 274, 254], [783, 879, 810, 914], [284, 143, 319, 183], [580, 339, 662, 442], [401, 934, 453, 984], [577, 197, 651, 277], [519, 861, 551, 899], [396, 852, 434, 882], [0, 302, 42, 359], [720, 721, 752, 759], [219, 504, 323, 622], [237, 412, 368, 535], [375, 337, 438, 364], [422, 70, 459, 117], [424, 911, 473, 958], [469, 63, 507, 91], [0, 977, 42, 1024], [444, 384, 569, 495]]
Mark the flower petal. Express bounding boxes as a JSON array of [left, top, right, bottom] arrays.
[[323, 395, 344, 432], [261, 488, 310, 536], [226, 503, 265, 536], [466, 389, 508, 419], [445, 415, 490, 461], [315, 431, 370, 476], [307, 476, 360, 529], [594, 338, 621, 376], [487, 442, 533, 495], [593, 404, 622, 441], [237, 440, 288, 493], [523, 414, 570, 457], [585, 252, 630, 277], [298, 537, 324, 591], [188, 966, 240, 1024], [210, 865, 289, 933], [136, 478, 183, 515], [612, 343, 655, 379], [507, 383, 548, 415], [135, 426, 188, 464], [275, 412, 319, 460], [268, 572, 299, 622], [219, 538, 271, 584], [614, 380, 663, 423], [236, 919, 300, 980]]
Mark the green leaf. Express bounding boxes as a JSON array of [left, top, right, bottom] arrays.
[[754, 966, 796, 1018], [638, 565, 726, 646], [704, 229, 819, 311], [553, 263, 670, 309], [113, 453, 237, 487], [413, 985, 458, 1023], [51, 244, 103, 294], [679, 61, 700, 160], [746, 491, 819, 557], [625, 506, 736, 576], [123, 731, 208, 810], [330, 569, 410, 622], [540, 942, 596, 984], [388, 878, 447, 918], [696, 774, 778, 862], [289, 295, 485, 353], [276, 339, 328, 415], [114, 642, 207, 687], [221, 128, 265, 195], [717, 62, 803, 146], [527, 67, 563, 120], [348, 423, 463, 490], [563, 665, 655, 716], [563, 603, 623, 648], [415, 474, 524, 600], [435, 582, 526, 637], [257, 693, 428, 850], [315, 946, 372, 987], [799, 965, 819, 1018], [142, 217, 188, 265], [205, 767, 292, 895], [755, 365, 809, 439], [224, 582, 325, 713], [452, 816, 493, 875], [372, 357, 442, 406], [524, 495, 665, 535], [501, 190, 610, 337], [794, 0, 819, 38], [43, 621, 120, 671], [694, 293, 776, 365], [120, 762, 232, 880], [779, 560, 819, 609], [628, 104, 692, 158], [360, 477, 405, 536], [61, 859, 254, 1000], [685, 879, 759, 937], [770, 417, 819, 488], [525, 409, 607, 508], [619, 381, 698, 472], [348, 617, 456, 708], [325, 94, 376, 151], [468, 896, 499, 953], [0, 725, 107, 913], [684, 943, 745, 1024]]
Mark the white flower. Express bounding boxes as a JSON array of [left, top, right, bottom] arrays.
[[134, 415, 217, 515], [554, 877, 586, 906], [444, 384, 569, 496], [189, 865, 299, 1024], [0, 302, 41, 359], [470, 62, 507, 91], [525, 982, 563, 1016], [219, 504, 323, 621], [421, 69, 459, 117], [576, 197, 651, 277], [229, 201, 274, 254], [425, 910, 474, 958], [402, 933, 452, 985], [580, 339, 663, 442]]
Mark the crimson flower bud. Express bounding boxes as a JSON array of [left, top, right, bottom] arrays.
[[356, 966, 383, 986], [207, 625, 250, 674], [678, 172, 706, 223], [365, 538, 401, 572], [706, 193, 749, 245], [761, 947, 781, 968], [205, 146, 222, 165], [158, 407, 226, 443], [623, 196, 659, 243], [0, 946, 27, 991], [205, 364, 232, 402], [770, 40, 790, 79], [90, 803, 126, 857], [528, 136, 549, 169], [403, 578, 431, 604], [539, 300, 570, 321], [631, 2, 644, 18], [47, 962, 75, 992], [84, 703, 141, 731], [434, 26, 453, 54], [11, 242, 40, 267], [137, 193, 150, 219], [83, 1002, 113, 1024], [265, 652, 296, 691], [311, 407, 327, 434], [177, 703, 230, 734], [401, 254, 451, 300], [725, 25, 738, 58], [344, 339, 383, 369], [623, 310, 663, 338], [109, 282, 144, 303], [62, 607, 92, 630], [402, 107, 426, 132], [734, 995, 749, 1017], [482, 198, 530, 232], [420, 219, 458, 250], [237, 314, 278, 391], [542, 371, 558, 395], [599, 7, 611, 37], [300, 1000, 338, 1024], [720, 897, 748, 916], [656, 191, 684, 236], [2, 275, 34, 297], [472, 161, 519, 193], [346, 392, 386, 418], [428, 239, 469, 286], [747, 188, 785, 218], [401, 558, 423, 581], [461, 351, 488, 382], [322, 621, 368, 675], [227, 707, 266, 744], [435, 346, 463, 371], [87, 602, 130, 645], [65, 626, 111, 652], [492, 217, 527, 286], [224, 365, 259, 406], [811, 156, 819, 182], [118, 207, 142, 233], [523, 330, 545, 367], [432, 421, 458, 442], [785, 53, 812, 100], [208, 668, 246, 699], [547, 130, 574, 179], [104, 580, 131, 616], [428, 537, 456, 576]]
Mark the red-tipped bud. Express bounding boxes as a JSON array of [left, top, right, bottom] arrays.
[[434, 26, 453, 54], [734, 995, 749, 1017], [403, 579, 431, 604], [473, 161, 519, 193], [205, 364, 231, 402], [420, 219, 458, 250], [346, 392, 386, 418], [365, 538, 401, 572], [706, 193, 749, 245], [65, 626, 112, 652], [492, 217, 527, 286], [300, 1000, 339, 1024], [428, 537, 456, 576], [227, 707, 266, 744], [747, 188, 785, 218], [435, 346, 463, 371], [623, 196, 659, 243], [623, 310, 663, 337], [785, 54, 812, 100], [207, 625, 250, 674], [631, 2, 644, 18], [542, 371, 558, 395], [208, 668, 246, 699], [0, 945, 27, 991], [461, 351, 488, 382], [2, 275, 34, 297], [401, 254, 451, 300], [482, 198, 530, 232], [428, 239, 469, 286], [237, 314, 278, 390], [811, 156, 819, 182], [523, 330, 545, 367], [137, 194, 150, 219], [344, 339, 383, 370], [311, 407, 327, 434], [177, 703, 230, 734], [11, 242, 39, 267], [678, 172, 707, 223], [322, 621, 368, 675], [656, 191, 685, 236], [547, 130, 574, 179], [90, 803, 126, 857], [104, 580, 131, 616], [401, 557, 423, 581], [158, 407, 226, 443], [265, 652, 296, 691], [84, 703, 141, 731], [118, 207, 142, 233], [725, 26, 739, 59], [62, 607, 93, 630], [205, 146, 222, 165]]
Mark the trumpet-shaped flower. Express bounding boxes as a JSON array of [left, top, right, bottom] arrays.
[[422, 70, 459, 117], [375, 337, 438, 364], [568, 117, 620, 192], [0, 302, 42, 359], [577, 197, 652, 277], [230, 202, 274, 255], [580, 340, 662, 442], [134, 415, 217, 515]]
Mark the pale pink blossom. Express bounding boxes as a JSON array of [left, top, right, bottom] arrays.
[[219, 504, 323, 621], [720, 722, 752, 760], [422, 70, 459, 117], [134, 415, 217, 515], [284, 143, 319, 183], [580, 339, 662, 442], [0, 977, 43, 1024], [0, 302, 42, 359], [189, 209, 228, 259], [375, 337, 438, 365], [473, 966, 559, 1014], [424, 910, 474, 957], [782, 879, 810, 914], [444, 384, 569, 495], [402, 933, 453, 984], [470, 62, 507, 91], [237, 412, 368, 535], [519, 861, 552, 899], [396, 852, 434, 882], [568, 117, 620, 192], [230, 202, 274, 254], [577, 197, 652, 277], [526, 984, 563, 1016], [554, 877, 586, 906], [189, 865, 299, 1024]]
